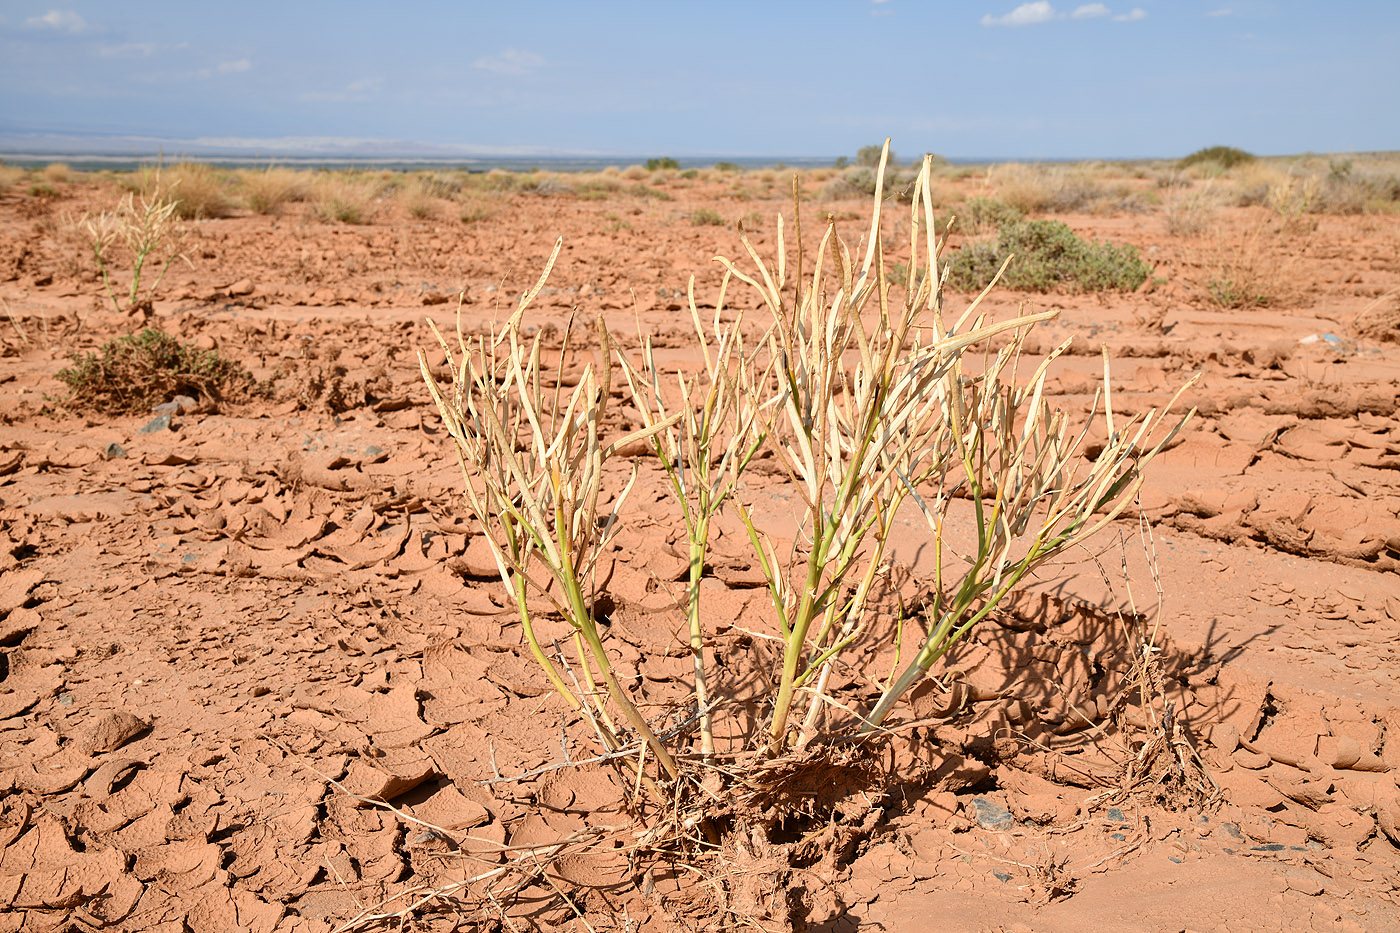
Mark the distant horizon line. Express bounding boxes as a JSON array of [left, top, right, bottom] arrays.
[[0, 130, 1391, 168]]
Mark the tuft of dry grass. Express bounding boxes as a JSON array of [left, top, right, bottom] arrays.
[[1161, 180, 1220, 237], [1199, 223, 1275, 308], [160, 162, 235, 219], [0, 162, 26, 189], [238, 166, 308, 214], [399, 176, 443, 219], [42, 162, 74, 184], [313, 174, 380, 224]]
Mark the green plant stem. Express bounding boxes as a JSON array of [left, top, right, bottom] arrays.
[[687, 511, 715, 760]]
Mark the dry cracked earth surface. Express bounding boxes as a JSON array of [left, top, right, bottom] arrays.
[[1, 173, 1399, 932]]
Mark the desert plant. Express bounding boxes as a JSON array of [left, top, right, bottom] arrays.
[[690, 208, 725, 226], [163, 162, 234, 219], [646, 157, 680, 171], [1161, 180, 1218, 236], [400, 176, 442, 219], [947, 219, 1152, 292], [0, 162, 26, 189], [1179, 146, 1255, 170], [314, 175, 379, 224], [42, 162, 73, 184], [1201, 224, 1273, 308], [420, 140, 1193, 785], [957, 196, 1025, 234], [55, 328, 253, 413], [239, 166, 308, 214], [420, 262, 685, 783], [77, 179, 189, 315]]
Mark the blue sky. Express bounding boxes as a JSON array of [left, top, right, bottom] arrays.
[[0, 1, 1395, 159]]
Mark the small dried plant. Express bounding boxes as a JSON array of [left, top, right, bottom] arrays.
[[76, 176, 188, 316], [419, 259, 684, 784], [421, 139, 1194, 789]]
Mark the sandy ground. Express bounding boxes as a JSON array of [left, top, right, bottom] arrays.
[[1, 173, 1399, 932]]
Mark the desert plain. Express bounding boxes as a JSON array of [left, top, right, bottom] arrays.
[[1, 155, 1399, 931]]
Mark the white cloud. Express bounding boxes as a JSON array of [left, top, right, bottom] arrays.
[[1205, 8, 1232, 16], [472, 48, 545, 76], [1072, 3, 1110, 18], [25, 9, 89, 33], [981, 2, 1059, 26], [1113, 8, 1147, 21]]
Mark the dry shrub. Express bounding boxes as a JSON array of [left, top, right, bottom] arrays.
[[55, 328, 254, 413], [1199, 223, 1275, 308], [162, 162, 234, 219], [42, 162, 73, 184], [0, 162, 26, 189], [457, 195, 495, 224], [399, 176, 442, 219], [989, 163, 1109, 214], [238, 167, 308, 214], [1229, 161, 1293, 207], [1353, 287, 1400, 343], [1161, 180, 1220, 237], [622, 164, 648, 181], [313, 175, 380, 224]]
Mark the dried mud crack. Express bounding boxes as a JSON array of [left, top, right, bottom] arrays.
[[1, 173, 1398, 932]]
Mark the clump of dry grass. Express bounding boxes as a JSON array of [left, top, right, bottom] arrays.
[[162, 162, 235, 219], [238, 166, 309, 214], [989, 163, 1111, 214], [399, 176, 444, 219], [1199, 223, 1275, 308], [313, 174, 380, 224], [1161, 180, 1220, 236], [42, 162, 74, 184], [0, 162, 26, 189]]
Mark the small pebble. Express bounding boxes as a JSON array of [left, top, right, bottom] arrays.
[[104, 442, 127, 458], [138, 413, 172, 434]]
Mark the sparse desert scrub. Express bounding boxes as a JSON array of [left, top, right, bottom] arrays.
[[987, 163, 1135, 215], [55, 327, 255, 413], [690, 208, 725, 226], [947, 218, 1152, 292], [161, 162, 235, 219], [398, 176, 444, 219], [1161, 180, 1220, 236], [0, 161, 26, 189], [456, 194, 495, 224], [420, 141, 1193, 849], [313, 174, 380, 224], [1178, 145, 1256, 172], [955, 195, 1025, 234], [1198, 223, 1275, 308], [622, 164, 649, 181], [237, 166, 309, 214], [42, 162, 74, 184]]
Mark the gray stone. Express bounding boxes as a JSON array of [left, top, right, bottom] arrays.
[[138, 414, 172, 434], [969, 796, 1014, 831]]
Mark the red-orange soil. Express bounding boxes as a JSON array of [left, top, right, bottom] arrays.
[[1, 175, 1398, 932]]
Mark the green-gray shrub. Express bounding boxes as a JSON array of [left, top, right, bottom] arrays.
[[946, 219, 1151, 292]]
